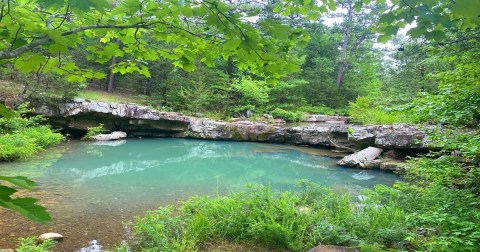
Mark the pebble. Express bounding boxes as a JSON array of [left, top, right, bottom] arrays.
[[37, 232, 64, 242]]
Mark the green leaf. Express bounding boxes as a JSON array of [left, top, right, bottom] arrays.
[[223, 39, 242, 51], [354, 1, 363, 12], [377, 34, 391, 43], [451, 0, 480, 21], [11, 38, 28, 49], [408, 26, 427, 38], [379, 13, 396, 23], [0, 104, 16, 119], [384, 25, 399, 36], [0, 176, 37, 190], [70, 0, 109, 12], [0, 192, 52, 224], [0, 179, 52, 224], [284, 62, 300, 73], [48, 43, 67, 54], [425, 30, 446, 41], [36, 0, 65, 8]]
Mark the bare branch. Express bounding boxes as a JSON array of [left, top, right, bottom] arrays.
[[10, 25, 23, 51]]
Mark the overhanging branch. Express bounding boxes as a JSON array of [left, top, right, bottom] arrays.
[[0, 21, 200, 60]]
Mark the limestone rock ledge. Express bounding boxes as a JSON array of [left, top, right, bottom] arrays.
[[35, 100, 430, 150]]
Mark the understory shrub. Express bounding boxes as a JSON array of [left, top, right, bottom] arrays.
[[16, 237, 56, 252], [270, 108, 304, 122], [0, 133, 38, 160], [81, 123, 105, 140], [0, 105, 63, 160], [129, 180, 480, 252], [349, 96, 418, 125], [130, 182, 408, 251], [298, 104, 348, 116]]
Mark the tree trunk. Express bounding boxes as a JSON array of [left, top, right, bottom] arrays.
[[336, 1, 353, 87], [107, 55, 116, 93]]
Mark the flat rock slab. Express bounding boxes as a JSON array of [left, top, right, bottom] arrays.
[[35, 101, 430, 149], [337, 146, 383, 167], [90, 131, 127, 141], [307, 245, 359, 252]]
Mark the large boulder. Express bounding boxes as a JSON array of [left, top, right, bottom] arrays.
[[374, 124, 428, 148], [337, 147, 383, 167], [288, 124, 349, 146]]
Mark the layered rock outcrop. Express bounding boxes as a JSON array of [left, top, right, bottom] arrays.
[[35, 100, 430, 150]]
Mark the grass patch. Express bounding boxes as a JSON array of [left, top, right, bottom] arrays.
[[77, 89, 140, 104], [349, 97, 418, 125], [0, 79, 24, 97]]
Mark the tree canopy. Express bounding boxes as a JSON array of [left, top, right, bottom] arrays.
[[0, 0, 338, 84]]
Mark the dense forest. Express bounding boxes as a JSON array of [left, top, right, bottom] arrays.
[[0, 0, 479, 251]]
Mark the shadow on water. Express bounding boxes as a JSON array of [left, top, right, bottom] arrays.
[[0, 138, 400, 251]]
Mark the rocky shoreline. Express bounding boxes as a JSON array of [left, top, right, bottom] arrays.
[[35, 99, 431, 171]]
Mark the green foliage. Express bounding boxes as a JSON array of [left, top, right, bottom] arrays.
[[412, 52, 480, 126], [0, 133, 38, 160], [405, 156, 479, 192], [0, 105, 63, 160], [130, 183, 406, 251], [81, 123, 105, 140], [0, 104, 58, 223], [129, 180, 480, 252], [268, 79, 308, 110], [297, 104, 346, 115], [348, 97, 418, 124], [16, 236, 56, 252], [378, 0, 480, 42], [0, 103, 16, 118], [377, 183, 480, 252], [270, 108, 304, 122], [0, 176, 52, 223], [233, 78, 270, 113], [425, 129, 480, 160], [0, 0, 316, 90]]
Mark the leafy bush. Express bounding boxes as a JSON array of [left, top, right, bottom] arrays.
[[232, 78, 270, 114], [0, 133, 38, 160], [298, 104, 348, 116], [374, 183, 480, 252], [0, 105, 63, 160], [270, 108, 304, 122], [349, 96, 418, 124], [81, 123, 105, 140], [412, 54, 480, 126], [16, 236, 56, 252], [21, 126, 64, 148]]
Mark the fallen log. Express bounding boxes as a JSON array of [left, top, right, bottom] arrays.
[[337, 146, 383, 168]]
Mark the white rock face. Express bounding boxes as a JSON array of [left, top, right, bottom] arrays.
[[90, 131, 127, 141], [34, 100, 430, 149], [37, 232, 63, 242]]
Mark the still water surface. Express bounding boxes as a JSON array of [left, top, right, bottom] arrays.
[[0, 138, 400, 251]]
